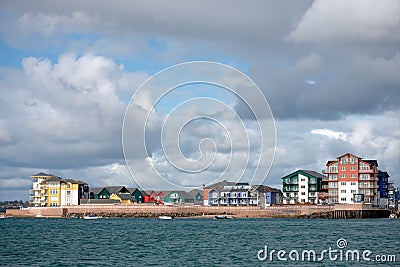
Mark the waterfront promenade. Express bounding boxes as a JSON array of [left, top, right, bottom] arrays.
[[6, 204, 391, 219]]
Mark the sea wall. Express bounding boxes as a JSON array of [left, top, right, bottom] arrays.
[[6, 204, 390, 219]]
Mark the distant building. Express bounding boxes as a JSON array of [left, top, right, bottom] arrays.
[[162, 191, 194, 205], [30, 172, 88, 207], [324, 153, 389, 204], [281, 170, 324, 204], [187, 189, 204, 205], [89, 186, 130, 199], [203, 180, 281, 207], [110, 193, 136, 204], [127, 188, 144, 203], [388, 183, 398, 211]]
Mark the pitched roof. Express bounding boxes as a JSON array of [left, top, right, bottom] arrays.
[[89, 187, 105, 195], [187, 189, 203, 197], [362, 160, 378, 167], [204, 180, 236, 189], [115, 193, 135, 200], [300, 170, 325, 179], [326, 160, 337, 166], [31, 172, 52, 177], [140, 190, 150, 196], [45, 176, 62, 182], [127, 187, 138, 193], [281, 170, 325, 180], [253, 185, 281, 193], [104, 186, 129, 195]]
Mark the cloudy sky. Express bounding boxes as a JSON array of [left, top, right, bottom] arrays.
[[0, 0, 399, 200]]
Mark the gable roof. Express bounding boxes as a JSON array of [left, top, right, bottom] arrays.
[[362, 160, 378, 167], [204, 180, 236, 189], [104, 186, 129, 195], [127, 187, 139, 193], [45, 176, 62, 182], [31, 172, 52, 177], [337, 153, 361, 160], [281, 169, 325, 180], [112, 193, 135, 201], [90, 187, 105, 195], [300, 170, 325, 179], [187, 189, 203, 197], [253, 185, 281, 193]]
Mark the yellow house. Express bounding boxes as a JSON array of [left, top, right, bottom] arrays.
[[110, 193, 136, 204], [30, 172, 88, 207], [45, 176, 62, 207]]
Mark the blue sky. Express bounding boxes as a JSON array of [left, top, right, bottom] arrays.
[[0, 0, 399, 200]]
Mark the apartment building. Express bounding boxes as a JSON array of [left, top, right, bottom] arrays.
[[30, 172, 88, 207], [324, 153, 389, 204], [281, 170, 324, 204]]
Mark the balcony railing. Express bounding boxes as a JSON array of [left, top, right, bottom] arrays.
[[359, 169, 377, 173]]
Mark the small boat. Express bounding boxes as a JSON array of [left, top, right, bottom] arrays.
[[83, 214, 99, 220], [159, 215, 173, 220], [0, 214, 7, 219], [35, 213, 43, 218], [389, 213, 397, 219], [214, 215, 235, 220]]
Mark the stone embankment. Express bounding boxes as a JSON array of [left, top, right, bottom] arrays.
[[6, 204, 391, 219]]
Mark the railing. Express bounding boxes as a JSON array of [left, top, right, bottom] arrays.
[[359, 169, 376, 173]]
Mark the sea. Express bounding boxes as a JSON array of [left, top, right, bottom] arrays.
[[1, 218, 399, 266]]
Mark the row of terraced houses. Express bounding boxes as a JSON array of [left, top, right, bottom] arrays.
[[29, 153, 399, 210]]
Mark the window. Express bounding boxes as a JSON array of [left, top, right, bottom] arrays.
[[67, 191, 71, 195], [350, 174, 356, 178], [341, 182, 346, 185], [300, 178, 305, 182], [301, 185, 305, 188], [301, 192, 305, 195], [350, 166, 356, 171], [341, 174, 346, 178], [341, 166, 346, 171], [351, 190, 356, 193], [351, 182, 357, 185], [341, 190, 346, 193], [340, 197, 347, 201]]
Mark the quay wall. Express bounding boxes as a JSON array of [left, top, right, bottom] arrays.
[[6, 204, 390, 219]]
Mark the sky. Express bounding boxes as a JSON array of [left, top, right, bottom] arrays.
[[0, 0, 399, 200]]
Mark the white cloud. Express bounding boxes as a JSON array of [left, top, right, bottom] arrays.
[[311, 129, 348, 141], [287, 0, 400, 44]]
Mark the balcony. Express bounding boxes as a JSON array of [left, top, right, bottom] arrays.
[[283, 179, 298, 185], [284, 186, 298, 192], [359, 169, 377, 173]]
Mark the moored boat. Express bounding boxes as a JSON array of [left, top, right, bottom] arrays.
[[83, 214, 99, 220], [214, 215, 235, 220], [159, 215, 173, 220]]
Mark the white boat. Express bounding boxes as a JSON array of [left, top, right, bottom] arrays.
[[0, 214, 7, 219], [35, 213, 43, 218], [159, 215, 173, 220], [83, 214, 99, 220], [389, 213, 396, 219]]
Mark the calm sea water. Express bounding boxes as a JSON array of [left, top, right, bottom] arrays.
[[1, 218, 399, 266]]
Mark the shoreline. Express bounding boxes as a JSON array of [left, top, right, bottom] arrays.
[[5, 204, 393, 219]]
